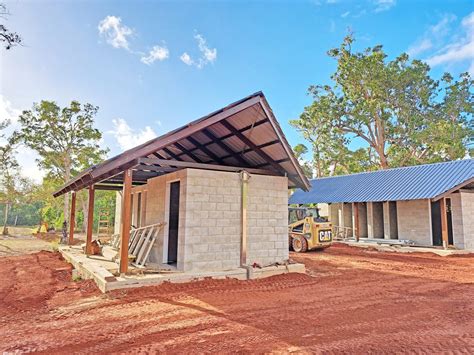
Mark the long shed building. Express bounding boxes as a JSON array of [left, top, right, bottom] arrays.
[[289, 160, 474, 250]]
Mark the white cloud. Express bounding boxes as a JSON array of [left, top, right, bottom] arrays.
[[180, 52, 193, 66], [195, 34, 217, 64], [373, 0, 396, 13], [98, 15, 133, 50], [407, 38, 433, 57], [407, 14, 457, 57], [426, 12, 474, 72], [329, 19, 336, 32], [141, 45, 169, 65], [431, 13, 457, 36], [341, 11, 350, 18], [0, 95, 21, 125], [180, 33, 217, 69], [109, 118, 157, 151]]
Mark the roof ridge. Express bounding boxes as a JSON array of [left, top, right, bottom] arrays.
[[309, 159, 473, 182]]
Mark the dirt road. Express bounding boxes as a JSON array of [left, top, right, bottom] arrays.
[[1, 243, 473, 353]]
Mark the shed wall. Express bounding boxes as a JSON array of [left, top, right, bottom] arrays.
[[458, 191, 474, 250], [461, 192, 474, 250], [183, 169, 289, 271], [396, 199, 432, 245], [127, 169, 289, 272]]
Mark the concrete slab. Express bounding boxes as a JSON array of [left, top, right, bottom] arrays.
[[59, 246, 305, 293], [341, 240, 474, 256]]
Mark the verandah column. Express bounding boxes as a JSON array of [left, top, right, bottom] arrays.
[[440, 197, 449, 249], [353, 202, 359, 242], [120, 169, 133, 274], [85, 185, 95, 255], [68, 191, 76, 245]]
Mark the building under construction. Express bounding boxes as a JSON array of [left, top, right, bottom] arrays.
[[290, 160, 474, 250], [53, 92, 309, 289]]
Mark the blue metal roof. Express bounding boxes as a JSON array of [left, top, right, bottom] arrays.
[[289, 159, 474, 204]]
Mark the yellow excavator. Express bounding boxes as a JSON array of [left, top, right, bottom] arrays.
[[288, 207, 333, 252]]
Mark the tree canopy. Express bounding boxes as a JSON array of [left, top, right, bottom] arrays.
[[14, 100, 108, 220], [291, 34, 473, 177]]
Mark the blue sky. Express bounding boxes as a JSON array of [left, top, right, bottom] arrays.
[[1, 0, 473, 181]]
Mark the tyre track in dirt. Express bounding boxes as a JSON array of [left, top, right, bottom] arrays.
[[1, 244, 473, 353]]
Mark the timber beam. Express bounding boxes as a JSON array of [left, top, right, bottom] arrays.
[[173, 119, 270, 160], [174, 142, 206, 163], [220, 120, 288, 176], [186, 136, 225, 164], [137, 157, 279, 176], [202, 128, 250, 167]]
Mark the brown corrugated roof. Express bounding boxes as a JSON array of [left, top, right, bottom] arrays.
[[53, 92, 310, 197]]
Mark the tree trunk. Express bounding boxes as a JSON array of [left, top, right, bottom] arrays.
[[378, 150, 389, 169], [81, 198, 88, 232], [2, 202, 10, 235]]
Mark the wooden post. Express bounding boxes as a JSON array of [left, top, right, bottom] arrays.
[[68, 191, 76, 245], [240, 171, 250, 266], [120, 169, 133, 274], [353, 202, 359, 242], [85, 185, 95, 255], [440, 197, 449, 249]]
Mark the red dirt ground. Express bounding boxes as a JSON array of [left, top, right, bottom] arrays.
[[1, 244, 473, 353]]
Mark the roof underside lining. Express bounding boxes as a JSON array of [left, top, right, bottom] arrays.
[[54, 92, 310, 197]]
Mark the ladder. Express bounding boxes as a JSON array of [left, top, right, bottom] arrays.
[[97, 210, 111, 237]]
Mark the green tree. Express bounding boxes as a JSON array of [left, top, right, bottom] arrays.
[[292, 144, 313, 178], [15, 101, 108, 221], [0, 143, 35, 234], [292, 34, 473, 175]]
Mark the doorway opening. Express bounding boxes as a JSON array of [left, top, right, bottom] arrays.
[[431, 198, 453, 246], [167, 181, 180, 265]]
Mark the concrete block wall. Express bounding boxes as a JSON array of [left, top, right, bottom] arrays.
[[396, 199, 432, 245], [182, 169, 242, 272], [247, 173, 289, 267], [367, 202, 374, 238], [450, 193, 464, 249], [372, 202, 384, 238], [343, 203, 353, 237], [454, 190, 474, 250], [328, 203, 339, 224], [125, 169, 288, 271], [459, 191, 474, 250], [357, 203, 368, 238]]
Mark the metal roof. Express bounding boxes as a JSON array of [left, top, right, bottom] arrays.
[[289, 159, 474, 204], [54, 92, 310, 197]]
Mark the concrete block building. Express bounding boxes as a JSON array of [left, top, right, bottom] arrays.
[[54, 92, 309, 274], [290, 160, 474, 250], [116, 169, 289, 272]]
